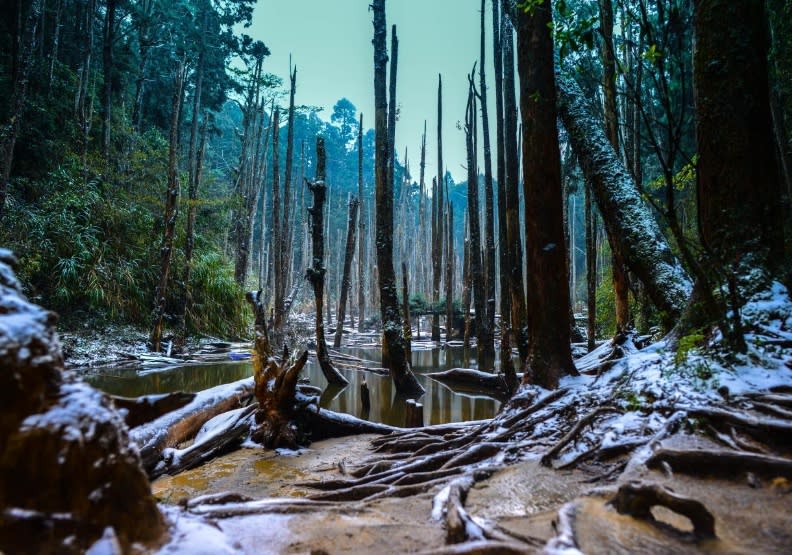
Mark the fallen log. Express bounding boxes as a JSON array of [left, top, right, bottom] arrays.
[[130, 377, 254, 473], [427, 368, 517, 395], [110, 391, 196, 429], [150, 405, 257, 480]]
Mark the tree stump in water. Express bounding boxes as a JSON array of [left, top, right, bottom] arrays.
[[251, 348, 310, 449], [0, 250, 164, 553]]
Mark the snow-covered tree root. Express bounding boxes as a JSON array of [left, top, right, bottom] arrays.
[[301, 298, 792, 552]]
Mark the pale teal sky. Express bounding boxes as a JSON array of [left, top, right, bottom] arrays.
[[248, 0, 500, 183]]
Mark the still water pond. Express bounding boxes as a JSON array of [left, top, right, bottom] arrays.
[[85, 346, 502, 427]]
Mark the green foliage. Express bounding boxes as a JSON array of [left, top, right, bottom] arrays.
[[187, 250, 251, 338], [675, 330, 705, 366]]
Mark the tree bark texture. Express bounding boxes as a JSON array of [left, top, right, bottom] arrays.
[[357, 112, 367, 330], [432, 75, 444, 342], [372, 0, 423, 397], [306, 137, 349, 386], [502, 15, 528, 363], [480, 0, 497, 363], [516, 4, 577, 389], [694, 0, 783, 272], [334, 196, 359, 348]]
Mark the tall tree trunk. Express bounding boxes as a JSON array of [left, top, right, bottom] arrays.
[[101, 0, 116, 158], [357, 113, 367, 330], [334, 195, 359, 348], [599, 0, 630, 332], [388, 25, 398, 199], [502, 13, 528, 363], [465, 76, 489, 366], [557, 75, 692, 326], [516, 2, 577, 389], [402, 261, 412, 361], [270, 106, 283, 341], [432, 75, 444, 342], [306, 138, 349, 386], [445, 202, 455, 342], [0, 0, 42, 220], [692, 0, 783, 340], [150, 60, 186, 352], [585, 180, 597, 352], [372, 0, 423, 396], [275, 67, 297, 338], [462, 212, 472, 347], [479, 0, 496, 366], [180, 113, 208, 341], [493, 0, 515, 390]]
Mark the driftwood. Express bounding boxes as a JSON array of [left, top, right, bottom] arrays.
[[251, 350, 309, 448], [609, 481, 716, 540], [130, 377, 254, 474], [111, 391, 196, 429]]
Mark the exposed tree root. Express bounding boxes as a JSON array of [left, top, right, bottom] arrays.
[[541, 406, 623, 467], [646, 448, 792, 477], [609, 481, 716, 540]]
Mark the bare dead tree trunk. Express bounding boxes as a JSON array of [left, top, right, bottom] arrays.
[[445, 201, 455, 342], [0, 0, 41, 220], [516, 3, 577, 389], [493, 0, 516, 391], [402, 261, 412, 361], [276, 67, 297, 338], [502, 13, 528, 364], [306, 138, 349, 386], [372, 0, 423, 397], [462, 212, 472, 347], [466, 73, 491, 369], [334, 196, 359, 348], [388, 25, 398, 198], [432, 74, 445, 342], [150, 59, 186, 352], [479, 0, 497, 365], [271, 106, 283, 337], [357, 113, 367, 330]]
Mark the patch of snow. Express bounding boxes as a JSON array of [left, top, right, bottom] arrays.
[[156, 506, 240, 555]]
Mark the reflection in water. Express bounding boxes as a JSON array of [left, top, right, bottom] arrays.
[[85, 346, 503, 427]]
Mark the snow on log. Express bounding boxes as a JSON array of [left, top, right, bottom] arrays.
[[556, 75, 692, 323], [130, 377, 254, 473]]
